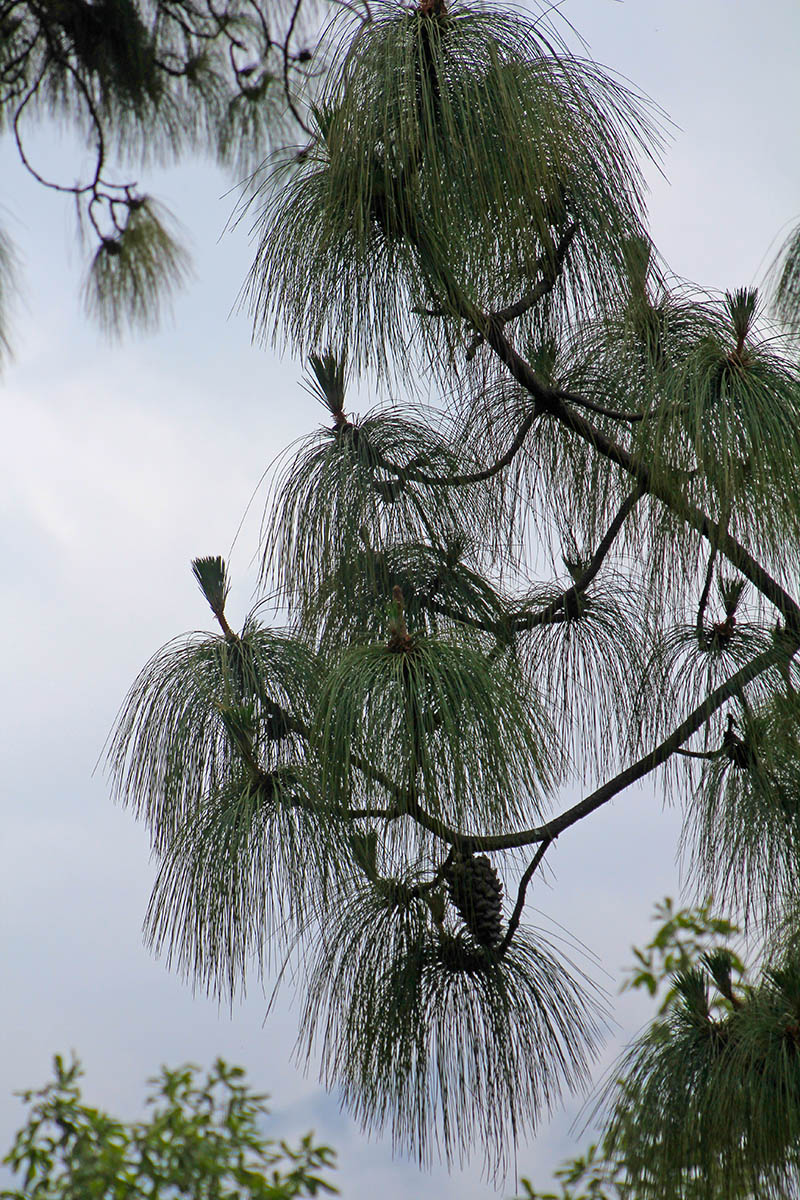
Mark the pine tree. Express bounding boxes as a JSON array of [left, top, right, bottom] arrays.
[[105, 0, 800, 1189], [0, 0, 324, 349]]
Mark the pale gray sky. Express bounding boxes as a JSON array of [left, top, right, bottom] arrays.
[[2, 2, 800, 1197]]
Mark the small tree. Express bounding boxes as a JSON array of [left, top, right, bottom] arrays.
[[1, 1056, 337, 1199], [106, 0, 800, 1190]]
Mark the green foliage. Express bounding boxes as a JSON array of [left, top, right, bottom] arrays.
[[520, 899, 751, 1200], [568, 279, 800, 581], [572, 898, 800, 1198], [517, 1141, 630, 1200], [143, 763, 341, 995], [1, 0, 315, 344], [306, 351, 347, 418], [621, 896, 744, 1015], [670, 293, 800, 557], [192, 554, 231, 620], [600, 951, 800, 1200], [314, 630, 555, 835], [1, 1055, 336, 1199], [262, 405, 478, 607], [247, 0, 661, 377], [685, 690, 800, 924], [107, 610, 320, 855], [310, 535, 510, 649], [517, 568, 648, 776], [636, 576, 773, 749], [301, 879, 605, 1173], [101, 0, 800, 1182], [83, 199, 191, 336], [771, 221, 800, 336], [0, 226, 16, 368]]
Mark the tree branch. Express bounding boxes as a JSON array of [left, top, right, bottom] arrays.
[[372, 411, 538, 489], [696, 543, 718, 640], [512, 486, 642, 630], [466, 641, 794, 853], [419, 596, 506, 639], [281, 0, 314, 137], [497, 838, 553, 955], [554, 389, 650, 423], [377, 640, 794, 856], [494, 224, 578, 325], [466, 311, 800, 630]]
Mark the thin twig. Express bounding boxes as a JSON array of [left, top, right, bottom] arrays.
[[696, 543, 718, 640], [512, 486, 642, 630], [407, 849, 455, 898], [375, 411, 538, 489], [281, 0, 314, 137], [492, 224, 578, 325], [553, 389, 649, 423], [456, 303, 800, 631], [497, 838, 553, 955]]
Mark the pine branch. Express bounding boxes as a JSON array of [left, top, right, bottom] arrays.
[[464, 222, 578, 358], [450, 297, 800, 631], [554, 391, 651, 423], [512, 487, 642, 631], [696, 543, 718, 640], [280, 0, 314, 137], [389, 641, 795, 856], [471, 642, 794, 853], [364, 229, 580, 488], [675, 746, 723, 760], [556, 401, 800, 630], [498, 839, 553, 956], [372, 412, 539, 489], [491, 224, 578, 325], [420, 597, 506, 638]]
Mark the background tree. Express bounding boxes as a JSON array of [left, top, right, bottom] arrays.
[[523, 896, 800, 1200], [1, 1055, 337, 1199], [0, 0, 330, 348], [520, 898, 746, 1200], [90, 0, 800, 1190]]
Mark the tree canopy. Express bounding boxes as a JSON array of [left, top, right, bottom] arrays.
[[1, 1056, 337, 1199], [0, 0, 325, 345], [10, 0, 799, 1192]]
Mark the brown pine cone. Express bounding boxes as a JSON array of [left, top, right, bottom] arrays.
[[445, 854, 504, 947]]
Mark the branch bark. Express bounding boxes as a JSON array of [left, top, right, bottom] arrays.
[[381, 641, 795, 855], [462, 308, 800, 631], [512, 486, 642, 630], [467, 641, 794, 853], [497, 839, 553, 955]]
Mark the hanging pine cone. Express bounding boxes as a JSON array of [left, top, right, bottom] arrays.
[[445, 854, 503, 947]]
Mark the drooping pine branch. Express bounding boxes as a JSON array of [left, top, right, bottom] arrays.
[[393, 641, 796, 856], [451, 297, 800, 631]]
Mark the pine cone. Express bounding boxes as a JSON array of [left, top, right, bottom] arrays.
[[445, 855, 503, 947]]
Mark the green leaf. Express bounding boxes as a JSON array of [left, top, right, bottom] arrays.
[[2, 1057, 337, 1198]]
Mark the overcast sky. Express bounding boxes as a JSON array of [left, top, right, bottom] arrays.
[[2, 2, 800, 1197]]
